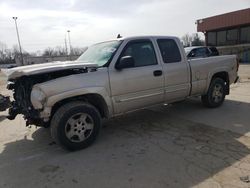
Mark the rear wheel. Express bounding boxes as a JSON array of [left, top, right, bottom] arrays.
[[50, 101, 101, 151], [201, 78, 226, 108]]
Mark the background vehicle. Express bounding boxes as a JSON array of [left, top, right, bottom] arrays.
[[185, 46, 219, 59], [2, 36, 238, 151]]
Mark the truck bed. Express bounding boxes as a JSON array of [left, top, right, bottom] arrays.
[[189, 55, 238, 96]]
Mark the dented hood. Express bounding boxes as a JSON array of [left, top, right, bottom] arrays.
[[1, 61, 98, 80]]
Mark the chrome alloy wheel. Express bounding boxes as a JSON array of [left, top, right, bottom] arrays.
[[65, 113, 94, 143], [212, 84, 223, 103]]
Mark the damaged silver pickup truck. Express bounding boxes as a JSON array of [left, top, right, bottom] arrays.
[[2, 36, 239, 150]]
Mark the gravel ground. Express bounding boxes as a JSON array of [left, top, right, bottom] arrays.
[[0, 65, 249, 188]]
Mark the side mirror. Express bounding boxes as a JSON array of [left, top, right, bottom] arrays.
[[115, 56, 135, 70]]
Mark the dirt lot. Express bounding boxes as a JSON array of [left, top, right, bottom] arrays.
[[0, 65, 250, 188]]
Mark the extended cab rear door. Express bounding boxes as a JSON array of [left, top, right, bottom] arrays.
[[109, 38, 164, 114], [156, 38, 191, 103]]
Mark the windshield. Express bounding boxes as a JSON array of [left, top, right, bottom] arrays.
[[76, 40, 122, 66]]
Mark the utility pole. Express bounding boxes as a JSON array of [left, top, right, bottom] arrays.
[[67, 30, 72, 59], [12, 17, 24, 65], [64, 35, 68, 55]]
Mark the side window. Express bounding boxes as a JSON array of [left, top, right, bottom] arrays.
[[194, 48, 207, 57], [189, 50, 195, 58], [209, 47, 219, 56], [205, 48, 211, 56], [120, 41, 157, 67], [157, 39, 182, 63]]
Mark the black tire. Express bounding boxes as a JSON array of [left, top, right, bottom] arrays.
[[50, 101, 101, 151], [201, 78, 226, 108], [42, 121, 51, 128], [43, 122, 50, 128]]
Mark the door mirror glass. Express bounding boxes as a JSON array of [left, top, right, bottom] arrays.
[[115, 56, 135, 70]]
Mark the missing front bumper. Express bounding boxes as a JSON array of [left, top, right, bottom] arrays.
[[0, 94, 10, 112]]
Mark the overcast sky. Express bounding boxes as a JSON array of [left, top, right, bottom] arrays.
[[0, 0, 249, 52]]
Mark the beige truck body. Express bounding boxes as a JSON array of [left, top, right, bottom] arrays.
[[3, 36, 238, 122]]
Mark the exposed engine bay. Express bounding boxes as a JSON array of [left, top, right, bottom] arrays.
[[7, 68, 90, 126]]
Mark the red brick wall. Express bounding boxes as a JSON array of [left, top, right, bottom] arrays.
[[197, 8, 250, 32]]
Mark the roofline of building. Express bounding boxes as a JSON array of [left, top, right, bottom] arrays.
[[197, 8, 250, 23], [197, 8, 250, 32]]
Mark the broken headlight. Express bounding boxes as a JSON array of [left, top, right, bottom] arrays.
[[30, 87, 46, 109]]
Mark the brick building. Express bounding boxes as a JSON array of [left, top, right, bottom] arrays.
[[197, 8, 250, 63]]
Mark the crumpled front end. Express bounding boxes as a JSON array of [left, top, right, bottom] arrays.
[[5, 67, 91, 126], [7, 77, 42, 126], [0, 94, 10, 112]]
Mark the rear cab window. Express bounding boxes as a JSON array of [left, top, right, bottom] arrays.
[[157, 39, 182, 63]]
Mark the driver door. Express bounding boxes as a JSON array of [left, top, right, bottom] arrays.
[[108, 39, 164, 114]]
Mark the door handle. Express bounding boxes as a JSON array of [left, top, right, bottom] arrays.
[[153, 70, 163, 77]]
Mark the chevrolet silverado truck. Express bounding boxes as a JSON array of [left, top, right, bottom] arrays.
[[2, 36, 239, 150]]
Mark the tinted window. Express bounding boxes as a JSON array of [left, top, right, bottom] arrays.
[[120, 41, 157, 67], [207, 32, 216, 46], [209, 47, 219, 56], [227, 29, 238, 41], [217, 31, 226, 45], [157, 39, 181, 63], [190, 47, 209, 58], [197, 48, 207, 57], [240, 26, 250, 43]]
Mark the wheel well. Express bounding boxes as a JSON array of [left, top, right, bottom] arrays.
[[211, 71, 229, 94], [51, 94, 109, 119]]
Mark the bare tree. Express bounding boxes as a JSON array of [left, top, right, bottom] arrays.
[[42, 47, 55, 56], [191, 33, 205, 46], [0, 41, 7, 61], [181, 33, 193, 47], [0, 41, 7, 52], [54, 46, 67, 56], [0, 42, 16, 64], [41, 46, 87, 57], [71, 47, 88, 56], [181, 33, 205, 47], [12, 45, 20, 57]]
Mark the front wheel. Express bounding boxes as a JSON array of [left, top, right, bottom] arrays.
[[50, 101, 101, 151], [201, 78, 226, 108]]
